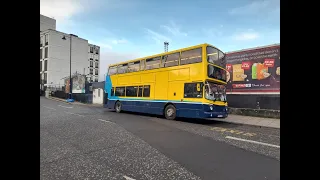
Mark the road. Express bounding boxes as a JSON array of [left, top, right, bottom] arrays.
[[40, 97, 280, 180]]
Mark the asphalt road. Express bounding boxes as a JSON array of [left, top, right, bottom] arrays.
[[40, 97, 280, 180]]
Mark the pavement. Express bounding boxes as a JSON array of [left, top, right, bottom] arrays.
[[48, 96, 280, 129], [41, 97, 280, 180]]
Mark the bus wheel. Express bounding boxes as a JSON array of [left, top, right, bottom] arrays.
[[115, 101, 122, 113], [165, 104, 176, 120]]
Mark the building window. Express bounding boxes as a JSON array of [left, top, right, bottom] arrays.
[[45, 34, 48, 45], [95, 78, 98, 82], [95, 59, 99, 61], [90, 46, 94, 53], [184, 82, 203, 98], [95, 62, 99, 68], [146, 57, 161, 70], [90, 61, 93, 67], [40, 49, 42, 59], [90, 69, 93, 75], [44, 47, 48, 58], [180, 48, 202, 65], [126, 86, 138, 97], [95, 69, 98, 75], [44, 73, 47, 83], [98, 89, 100, 97], [40, 61, 42, 72], [44, 60, 48, 71], [115, 87, 125, 96], [128, 61, 140, 72], [161, 53, 179, 67], [95, 47, 99, 54], [40, 37, 43, 47], [143, 85, 150, 97]]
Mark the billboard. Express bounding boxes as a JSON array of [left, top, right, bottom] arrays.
[[225, 45, 280, 93], [72, 75, 86, 93]]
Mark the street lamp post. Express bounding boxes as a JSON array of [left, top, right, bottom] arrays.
[[62, 34, 74, 102]]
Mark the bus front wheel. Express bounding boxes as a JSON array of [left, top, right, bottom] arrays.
[[164, 104, 176, 120], [115, 101, 122, 113]]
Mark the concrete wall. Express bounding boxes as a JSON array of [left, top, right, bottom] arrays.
[[40, 14, 56, 31]]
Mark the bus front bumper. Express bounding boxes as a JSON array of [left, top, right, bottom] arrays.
[[203, 111, 228, 118]]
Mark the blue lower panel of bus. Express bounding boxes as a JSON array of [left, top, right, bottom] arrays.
[[105, 99, 228, 119]]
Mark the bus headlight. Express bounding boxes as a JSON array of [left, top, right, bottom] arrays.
[[210, 106, 213, 111]]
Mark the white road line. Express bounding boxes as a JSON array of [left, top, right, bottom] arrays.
[[225, 136, 280, 148], [123, 175, 135, 180], [98, 119, 112, 123], [65, 112, 84, 117], [42, 106, 56, 110], [58, 105, 73, 109]]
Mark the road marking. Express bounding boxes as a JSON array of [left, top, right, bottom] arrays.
[[123, 175, 135, 180], [98, 119, 112, 123], [65, 112, 84, 117], [58, 105, 73, 109], [42, 106, 56, 110], [225, 136, 280, 148], [210, 127, 256, 137]]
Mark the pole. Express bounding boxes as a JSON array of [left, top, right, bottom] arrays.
[[69, 35, 72, 99]]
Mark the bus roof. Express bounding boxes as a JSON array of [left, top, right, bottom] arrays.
[[108, 43, 223, 67]]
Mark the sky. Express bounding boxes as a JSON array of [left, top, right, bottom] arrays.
[[40, 0, 280, 81]]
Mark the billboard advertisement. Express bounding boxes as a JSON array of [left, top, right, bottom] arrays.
[[72, 75, 86, 93], [225, 45, 280, 93]]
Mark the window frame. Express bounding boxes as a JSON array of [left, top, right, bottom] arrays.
[[183, 82, 203, 98]]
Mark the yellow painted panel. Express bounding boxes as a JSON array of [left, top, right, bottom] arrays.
[[118, 76, 129, 85], [141, 73, 156, 83], [169, 69, 179, 81], [155, 71, 168, 100], [178, 68, 190, 81], [130, 75, 141, 84], [168, 82, 183, 101]]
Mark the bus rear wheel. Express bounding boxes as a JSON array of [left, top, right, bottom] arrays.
[[164, 104, 176, 120], [115, 101, 122, 113]]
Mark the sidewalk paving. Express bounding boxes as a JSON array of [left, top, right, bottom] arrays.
[[46, 97, 279, 129]]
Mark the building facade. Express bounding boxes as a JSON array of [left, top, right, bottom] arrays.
[[40, 14, 56, 32], [87, 44, 100, 82], [40, 29, 89, 87]]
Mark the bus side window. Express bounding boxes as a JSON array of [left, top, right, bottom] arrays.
[[184, 83, 203, 98], [161, 53, 179, 67], [140, 60, 146, 70], [180, 48, 202, 65], [111, 87, 114, 96], [115, 87, 125, 96], [108, 66, 117, 75], [146, 57, 161, 70], [138, 86, 143, 97], [126, 86, 138, 97], [118, 64, 128, 74], [128, 61, 140, 72], [143, 85, 150, 97]]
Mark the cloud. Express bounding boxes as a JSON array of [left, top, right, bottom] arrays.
[[232, 30, 259, 41], [111, 38, 128, 45], [161, 21, 187, 37], [229, 0, 280, 16], [99, 51, 140, 81], [144, 28, 171, 44]]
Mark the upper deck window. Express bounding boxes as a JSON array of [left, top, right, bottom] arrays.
[[161, 53, 179, 67], [108, 66, 117, 75], [180, 48, 202, 65], [146, 56, 161, 70], [207, 46, 226, 67]]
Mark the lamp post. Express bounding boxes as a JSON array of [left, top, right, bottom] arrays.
[[62, 34, 74, 102]]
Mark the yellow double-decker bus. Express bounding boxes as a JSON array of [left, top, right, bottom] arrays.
[[104, 43, 228, 120]]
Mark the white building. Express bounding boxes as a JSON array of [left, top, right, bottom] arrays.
[[40, 29, 90, 87], [88, 44, 100, 82], [40, 14, 56, 32], [40, 14, 100, 89]]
